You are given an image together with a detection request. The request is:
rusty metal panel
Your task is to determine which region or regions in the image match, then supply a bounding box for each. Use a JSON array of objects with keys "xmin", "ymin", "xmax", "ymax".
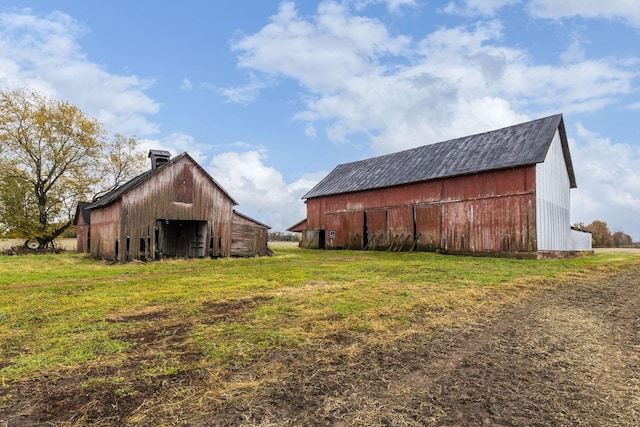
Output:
[
  {"xmin": 365, "ymin": 209, "xmax": 387, "ymax": 249},
  {"xmin": 415, "ymin": 205, "xmax": 441, "ymax": 251},
  {"xmin": 324, "ymin": 211, "xmax": 364, "ymax": 249},
  {"xmin": 342, "ymin": 211, "xmax": 364, "ymax": 249},
  {"xmin": 440, "ymin": 194, "xmax": 535, "ymax": 253},
  {"xmin": 387, "ymin": 207, "xmax": 413, "ymax": 250},
  {"xmin": 471, "ymin": 195, "xmax": 535, "ymax": 253},
  {"xmin": 303, "ymin": 166, "xmax": 538, "ymax": 255},
  {"xmin": 306, "ymin": 199, "xmax": 324, "ymax": 230},
  {"xmin": 441, "ymin": 167, "xmax": 534, "ymax": 201},
  {"xmin": 324, "ymin": 212, "xmax": 342, "ymax": 248},
  {"xmin": 441, "ymin": 202, "xmax": 472, "ymax": 251}
]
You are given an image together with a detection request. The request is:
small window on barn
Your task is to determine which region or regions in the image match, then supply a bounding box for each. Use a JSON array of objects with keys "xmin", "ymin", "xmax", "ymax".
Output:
[{"xmin": 174, "ymin": 164, "xmax": 194, "ymax": 203}]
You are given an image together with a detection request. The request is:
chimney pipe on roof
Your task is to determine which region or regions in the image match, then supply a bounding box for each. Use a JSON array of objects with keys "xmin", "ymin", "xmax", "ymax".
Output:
[{"xmin": 148, "ymin": 150, "xmax": 171, "ymax": 170}]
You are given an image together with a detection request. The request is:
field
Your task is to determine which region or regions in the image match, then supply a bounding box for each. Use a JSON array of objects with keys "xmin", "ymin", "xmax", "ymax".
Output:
[
  {"xmin": 0, "ymin": 239, "xmax": 78, "ymax": 252},
  {"xmin": 1, "ymin": 246, "xmax": 639, "ymax": 425}
]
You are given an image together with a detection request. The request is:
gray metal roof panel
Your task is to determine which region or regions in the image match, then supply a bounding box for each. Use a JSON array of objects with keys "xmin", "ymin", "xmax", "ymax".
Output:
[{"xmin": 303, "ymin": 114, "xmax": 574, "ymax": 199}]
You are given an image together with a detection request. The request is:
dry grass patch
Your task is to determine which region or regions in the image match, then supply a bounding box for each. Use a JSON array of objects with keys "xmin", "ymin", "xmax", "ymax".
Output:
[{"xmin": 1, "ymin": 247, "xmax": 639, "ymax": 425}]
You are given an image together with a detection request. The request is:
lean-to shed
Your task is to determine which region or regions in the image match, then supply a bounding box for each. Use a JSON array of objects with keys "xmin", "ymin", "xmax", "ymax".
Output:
[
  {"xmin": 231, "ymin": 210, "xmax": 271, "ymax": 257},
  {"xmin": 80, "ymin": 150, "xmax": 270, "ymax": 262},
  {"xmin": 292, "ymin": 114, "xmax": 592, "ymax": 258}
]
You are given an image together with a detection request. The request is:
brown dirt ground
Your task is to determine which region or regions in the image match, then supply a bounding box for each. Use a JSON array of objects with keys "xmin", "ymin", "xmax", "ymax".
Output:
[{"xmin": 2, "ymin": 265, "xmax": 639, "ymax": 426}]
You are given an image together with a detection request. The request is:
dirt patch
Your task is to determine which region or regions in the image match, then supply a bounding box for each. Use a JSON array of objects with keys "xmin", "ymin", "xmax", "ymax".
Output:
[
  {"xmin": 2, "ymin": 268, "xmax": 639, "ymax": 426},
  {"xmin": 200, "ymin": 267, "xmax": 640, "ymax": 426},
  {"xmin": 201, "ymin": 296, "xmax": 272, "ymax": 324},
  {"xmin": 2, "ymin": 360, "xmax": 206, "ymax": 426}
]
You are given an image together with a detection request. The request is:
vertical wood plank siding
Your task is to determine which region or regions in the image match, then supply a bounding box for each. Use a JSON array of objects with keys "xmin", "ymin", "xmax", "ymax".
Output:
[
  {"xmin": 89, "ymin": 201, "xmax": 122, "ymax": 259},
  {"xmin": 75, "ymin": 215, "xmax": 90, "ymax": 253},
  {"xmin": 89, "ymin": 156, "xmax": 234, "ymax": 261},
  {"xmin": 231, "ymin": 213, "xmax": 269, "ymax": 257},
  {"xmin": 305, "ymin": 166, "xmax": 538, "ymax": 254}
]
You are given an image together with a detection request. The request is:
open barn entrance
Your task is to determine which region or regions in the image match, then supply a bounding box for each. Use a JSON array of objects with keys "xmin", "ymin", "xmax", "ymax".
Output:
[{"xmin": 155, "ymin": 219, "xmax": 207, "ymax": 258}]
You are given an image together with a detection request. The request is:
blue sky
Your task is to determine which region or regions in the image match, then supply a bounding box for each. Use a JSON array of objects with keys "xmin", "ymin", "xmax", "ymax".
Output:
[{"xmin": 1, "ymin": 1, "xmax": 639, "ymax": 239}]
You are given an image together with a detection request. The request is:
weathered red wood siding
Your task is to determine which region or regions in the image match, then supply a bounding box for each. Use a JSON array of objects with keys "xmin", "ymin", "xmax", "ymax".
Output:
[
  {"xmin": 324, "ymin": 210, "xmax": 364, "ymax": 249},
  {"xmin": 305, "ymin": 166, "xmax": 537, "ymax": 254}
]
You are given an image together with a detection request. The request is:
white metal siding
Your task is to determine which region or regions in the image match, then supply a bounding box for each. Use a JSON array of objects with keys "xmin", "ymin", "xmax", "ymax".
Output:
[
  {"xmin": 536, "ymin": 130, "xmax": 572, "ymax": 251},
  {"xmin": 571, "ymin": 229, "xmax": 592, "ymax": 251}
]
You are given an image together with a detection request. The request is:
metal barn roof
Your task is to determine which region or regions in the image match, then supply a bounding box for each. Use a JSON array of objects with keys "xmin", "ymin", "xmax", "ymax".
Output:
[{"xmin": 302, "ymin": 114, "xmax": 575, "ymax": 199}]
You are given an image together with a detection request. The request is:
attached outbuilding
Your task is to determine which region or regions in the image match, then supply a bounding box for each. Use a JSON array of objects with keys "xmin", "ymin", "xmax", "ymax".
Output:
[
  {"xmin": 79, "ymin": 150, "xmax": 270, "ymax": 262},
  {"xmin": 231, "ymin": 210, "xmax": 271, "ymax": 257},
  {"xmin": 292, "ymin": 114, "xmax": 592, "ymax": 258},
  {"xmin": 73, "ymin": 201, "xmax": 91, "ymax": 253}
]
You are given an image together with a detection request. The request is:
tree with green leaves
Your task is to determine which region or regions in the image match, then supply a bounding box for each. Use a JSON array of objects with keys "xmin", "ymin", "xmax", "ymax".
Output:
[{"xmin": 0, "ymin": 88, "xmax": 146, "ymax": 248}]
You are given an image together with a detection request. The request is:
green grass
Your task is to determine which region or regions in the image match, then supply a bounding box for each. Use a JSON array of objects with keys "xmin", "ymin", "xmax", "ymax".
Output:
[{"xmin": 1, "ymin": 247, "xmax": 638, "ymax": 384}]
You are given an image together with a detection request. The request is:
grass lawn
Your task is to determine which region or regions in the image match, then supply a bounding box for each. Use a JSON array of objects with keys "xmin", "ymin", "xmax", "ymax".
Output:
[{"xmin": 1, "ymin": 246, "xmax": 639, "ymax": 423}]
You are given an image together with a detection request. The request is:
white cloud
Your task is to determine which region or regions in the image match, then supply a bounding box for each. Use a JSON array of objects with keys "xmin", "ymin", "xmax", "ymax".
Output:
[
  {"xmin": 138, "ymin": 132, "xmax": 209, "ymax": 165},
  {"xmin": 353, "ymin": 0, "xmax": 419, "ymax": 13},
  {"xmin": 528, "ymin": 0, "xmax": 640, "ymax": 28},
  {"xmin": 442, "ymin": 0, "xmax": 521, "ymax": 16},
  {"xmin": 231, "ymin": 1, "xmax": 410, "ymax": 95},
  {"xmin": 560, "ymin": 37, "xmax": 586, "ymax": 64},
  {"xmin": 215, "ymin": 76, "xmax": 267, "ymax": 104},
  {"xmin": 214, "ymin": 1, "xmax": 640, "ymax": 240},
  {"xmin": 0, "ymin": 9, "xmax": 159, "ymax": 136},
  {"xmin": 570, "ymin": 124, "xmax": 640, "ymax": 240},
  {"xmin": 180, "ymin": 78, "xmax": 193, "ymax": 90},
  {"xmin": 305, "ymin": 123, "xmax": 318, "ymax": 138},
  {"xmin": 208, "ymin": 150, "xmax": 321, "ymax": 231},
  {"xmin": 228, "ymin": 3, "xmax": 637, "ymax": 154}
]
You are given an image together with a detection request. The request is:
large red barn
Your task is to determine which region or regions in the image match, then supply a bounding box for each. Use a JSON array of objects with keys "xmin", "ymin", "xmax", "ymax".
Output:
[{"xmin": 290, "ymin": 114, "xmax": 592, "ymax": 258}]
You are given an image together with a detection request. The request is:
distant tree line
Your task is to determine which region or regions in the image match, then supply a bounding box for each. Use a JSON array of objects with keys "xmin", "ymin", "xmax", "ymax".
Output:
[
  {"xmin": 269, "ymin": 232, "xmax": 301, "ymax": 242},
  {"xmin": 573, "ymin": 220, "xmax": 638, "ymax": 248}
]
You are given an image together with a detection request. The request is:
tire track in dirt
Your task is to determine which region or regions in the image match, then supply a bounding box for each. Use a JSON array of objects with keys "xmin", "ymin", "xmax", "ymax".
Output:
[
  {"xmin": 350, "ymin": 267, "xmax": 640, "ymax": 426},
  {"xmin": 205, "ymin": 266, "xmax": 640, "ymax": 426}
]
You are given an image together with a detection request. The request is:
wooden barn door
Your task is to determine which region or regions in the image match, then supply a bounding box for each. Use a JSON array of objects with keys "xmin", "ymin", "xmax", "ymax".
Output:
[
  {"xmin": 414, "ymin": 204, "xmax": 442, "ymax": 251},
  {"xmin": 364, "ymin": 209, "xmax": 387, "ymax": 250},
  {"xmin": 325, "ymin": 211, "xmax": 364, "ymax": 249},
  {"xmin": 387, "ymin": 207, "xmax": 414, "ymax": 251}
]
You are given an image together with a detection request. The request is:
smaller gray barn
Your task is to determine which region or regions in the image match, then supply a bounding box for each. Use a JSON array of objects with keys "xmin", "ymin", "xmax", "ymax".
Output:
[
  {"xmin": 231, "ymin": 211, "xmax": 271, "ymax": 257},
  {"xmin": 77, "ymin": 150, "xmax": 270, "ymax": 262}
]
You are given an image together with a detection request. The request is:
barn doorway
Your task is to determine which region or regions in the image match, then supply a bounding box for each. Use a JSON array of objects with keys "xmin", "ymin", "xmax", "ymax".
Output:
[{"xmin": 155, "ymin": 219, "xmax": 208, "ymax": 258}]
